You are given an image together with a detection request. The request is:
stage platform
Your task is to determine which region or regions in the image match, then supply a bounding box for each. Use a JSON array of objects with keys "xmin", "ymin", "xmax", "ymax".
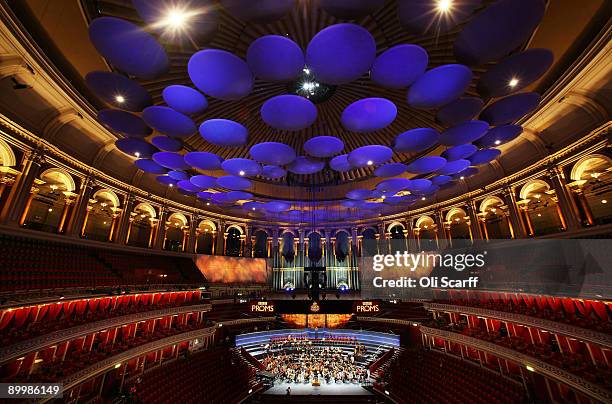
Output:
[{"xmin": 263, "ymin": 381, "xmax": 374, "ymax": 396}]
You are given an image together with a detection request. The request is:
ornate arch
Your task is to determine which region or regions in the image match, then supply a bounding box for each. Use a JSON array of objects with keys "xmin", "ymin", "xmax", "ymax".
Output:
[
  {"xmin": 479, "ymin": 196, "xmax": 505, "ymax": 213},
  {"xmin": 167, "ymin": 212, "xmax": 188, "ymax": 227},
  {"xmin": 39, "ymin": 167, "xmax": 76, "ymax": 192},
  {"xmin": 519, "ymin": 179, "xmax": 551, "ymax": 200},
  {"xmin": 133, "ymin": 202, "xmax": 156, "ymax": 218},
  {"xmin": 570, "ymin": 154, "xmax": 612, "ymax": 181},
  {"xmin": 198, "ymin": 219, "xmax": 216, "ymax": 231},
  {"xmin": 225, "ymin": 224, "xmax": 243, "ymax": 234},
  {"xmin": 446, "ymin": 207, "xmax": 468, "ymax": 222},
  {"xmin": 0, "ymin": 138, "xmax": 16, "ymax": 166},
  {"xmin": 415, "ymin": 215, "xmax": 435, "ymax": 229},
  {"xmin": 387, "ymin": 221, "xmax": 405, "ymax": 232},
  {"xmin": 92, "ymin": 189, "xmax": 120, "ymax": 208}
]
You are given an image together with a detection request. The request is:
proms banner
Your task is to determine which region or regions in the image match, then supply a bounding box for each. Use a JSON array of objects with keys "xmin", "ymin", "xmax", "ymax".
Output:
[{"xmin": 195, "ymin": 255, "xmax": 269, "ymax": 283}]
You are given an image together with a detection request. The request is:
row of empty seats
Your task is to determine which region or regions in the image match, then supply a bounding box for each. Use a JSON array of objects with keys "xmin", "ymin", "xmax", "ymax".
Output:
[
  {"xmin": 377, "ymin": 348, "xmax": 526, "ymax": 404},
  {"xmin": 135, "ymin": 348, "xmax": 256, "ymax": 404},
  {"xmin": 433, "ymin": 296, "xmax": 612, "ymax": 334},
  {"xmin": 0, "ymin": 233, "xmax": 205, "ymax": 292},
  {"xmin": 427, "ymin": 318, "xmax": 612, "ymax": 389},
  {"xmin": 0, "ymin": 291, "xmax": 205, "ymax": 346}
]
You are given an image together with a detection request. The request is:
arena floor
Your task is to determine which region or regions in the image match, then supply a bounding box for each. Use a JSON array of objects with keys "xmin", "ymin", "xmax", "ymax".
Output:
[{"xmin": 263, "ymin": 381, "xmax": 374, "ymax": 396}]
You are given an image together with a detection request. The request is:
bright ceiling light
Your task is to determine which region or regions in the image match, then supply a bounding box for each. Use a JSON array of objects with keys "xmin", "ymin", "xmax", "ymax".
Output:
[
  {"xmin": 303, "ymin": 68, "xmax": 310, "ymax": 75},
  {"xmin": 115, "ymin": 95, "xmax": 125, "ymax": 104},
  {"xmin": 508, "ymin": 77, "xmax": 519, "ymax": 88},
  {"xmin": 134, "ymin": 152, "xmax": 140, "ymax": 158},
  {"xmin": 366, "ymin": 160, "xmax": 373, "ymax": 166},
  {"xmin": 421, "ymin": 197, "xmax": 426, "ymax": 201},
  {"xmin": 206, "ymin": 202, "xmax": 210, "ymax": 206},
  {"xmin": 252, "ymin": 207, "xmax": 256, "ymax": 211},
  {"xmin": 163, "ymin": 8, "xmax": 191, "ymax": 29},
  {"xmin": 437, "ymin": 0, "xmax": 453, "ymax": 13},
  {"xmin": 602, "ymin": 199, "xmax": 608, "ymax": 204},
  {"xmin": 239, "ymin": 170, "xmax": 245, "ymax": 176},
  {"xmin": 169, "ymin": 183, "xmax": 173, "ymax": 187}
]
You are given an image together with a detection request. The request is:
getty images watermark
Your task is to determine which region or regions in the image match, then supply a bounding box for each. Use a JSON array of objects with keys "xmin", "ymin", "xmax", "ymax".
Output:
[{"xmin": 370, "ymin": 251, "xmax": 484, "ymax": 289}]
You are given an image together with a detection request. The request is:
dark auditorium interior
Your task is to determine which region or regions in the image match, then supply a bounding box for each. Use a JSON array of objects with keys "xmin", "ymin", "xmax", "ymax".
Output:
[{"xmin": 0, "ymin": 0, "xmax": 610, "ymax": 403}]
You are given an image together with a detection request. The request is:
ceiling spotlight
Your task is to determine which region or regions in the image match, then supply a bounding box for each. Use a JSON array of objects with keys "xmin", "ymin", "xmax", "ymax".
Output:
[
  {"xmin": 206, "ymin": 202, "xmax": 210, "ymax": 206},
  {"xmin": 494, "ymin": 140, "xmax": 501, "ymax": 145},
  {"xmin": 537, "ymin": 213, "xmax": 542, "ymax": 217},
  {"xmin": 115, "ymin": 95, "xmax": 125, "ymax": 104},
  {"xmin": 421, "ymin": 197, "xmax": 426, "ymax": 201},
  {"xmin": 169, "ymin": 183, "xmax": 173, "ymax": 187},
  {"xmin": 602, "ymin": 199, "xmax": 608, "ymax": 204},
  {"xmin": 381, "ymin": 195, "xmax": 386, "ymax": 200},
  {"xmin": 366, "ymin": 160, "xmax": 373, "ymax": 166},
  {"xmin": 508, "ymin": 78, "xmax": 519, "ymax": 88},
  {"xmin": 134, "ymin": 152, "xmax": 140, "ymax": 158},
  {"xmin": 437, "ymin": 0, "xmax": 453, "ymax": 12},
  {"xmin": 239, "ymin": 170, "xmax": 245, "ymax": 176},
  {"xmin": 252, "ymin": 207, "xmax": 256, "ymax": 211},
  {"xmin": 103, "ymin": 221, "xmax": 107, "ymax": 225},
  {"xmin": 460, "ymin": 176, "xmax": 465, "ymax": 180},
  {"xmin": 48, "ymin": 208, "xmax": 53, "ymax": 212},
  {"xmin": 163, "ymin": 7, "xmax": 190, "ymax": 29},
  {"xmin": 303, "ymin": 68, "xmax": 310, "ymax": 75}
]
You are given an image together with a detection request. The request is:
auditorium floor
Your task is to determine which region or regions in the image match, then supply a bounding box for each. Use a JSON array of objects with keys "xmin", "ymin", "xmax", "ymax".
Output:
[{"xmin": 264, "ymin": 381, "xmax": 374, "ymax": 396}]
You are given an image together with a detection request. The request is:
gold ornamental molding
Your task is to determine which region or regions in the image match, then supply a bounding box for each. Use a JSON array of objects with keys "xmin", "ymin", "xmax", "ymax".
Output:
[
  {"xmin": 0, "ymin": 303, "xmax": 212, "ymax": 365},
  {"xmin": 423, "ymin": 302, "xmax": 612, "ymax": 349},
  {"xmin": 355, "ymin": 316, "xmax": 416, "ymax": 326},
  {"xmin": 420, "ymin": 326, "xmax": 612, "ymax": 404}
]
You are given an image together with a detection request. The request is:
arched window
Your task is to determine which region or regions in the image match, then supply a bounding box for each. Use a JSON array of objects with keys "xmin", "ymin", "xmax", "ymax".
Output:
[
  {"xmin": 165, "ymin": 213, "xmax": 188, "ymax": 252},
  {"xmin": 334, "ymin": 231, "xmax": 349, "ymax": 262},
  {"xmin": 253, "ymin": 230, "xmax": 269, "ymax": 258},
  {"xmin": 281, "ymin": 231, "xmax": 296, "ymax": 262},
  {"xmin": 127, "ymin": 203, "xmax": 156, "ymax": 248},
  {"xmin": 196, "ymin": 221, "xmax": 216, "ymax": 255},
  {"xmin": 83, "ymin": 189, "xmax": 121, "ymax": 242},
  {"xmin": 225, "ymin": 227, "xmax": 242, "ymax": 256},
  {"xmin": 307, "ymin": 232, "xmax": 322, "ymax": 264},
  {"xmin": 22, "ymin": 168, "xmax": 76, "ymax": 233}
]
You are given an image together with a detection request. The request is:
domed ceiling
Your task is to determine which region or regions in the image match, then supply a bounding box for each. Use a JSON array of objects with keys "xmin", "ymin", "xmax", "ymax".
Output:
[{"xmin": 71, "ymin": 0, "xmax": 558, "ymax": 222}]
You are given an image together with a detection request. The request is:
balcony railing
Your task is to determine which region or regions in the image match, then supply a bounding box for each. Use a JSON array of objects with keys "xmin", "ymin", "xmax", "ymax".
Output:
[{"xmin": 420, "ymin": 326, "xmax": 612, "ymax": 403}]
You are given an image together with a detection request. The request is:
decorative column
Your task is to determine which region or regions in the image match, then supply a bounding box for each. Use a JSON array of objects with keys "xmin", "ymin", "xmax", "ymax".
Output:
[
  {"xmin": 182, "ymin": 228, "xmax": 189, "ymax": 252},
  {"xmin": 18, "ymin": 180, "xmax": 44, "ymax": 226},
  {"xmin": 215, "ymin": 221, "xmax": 225, "ymax": 255},
  {"xmin": 434, "ymin": 210, "xmax": 447, "ymax": 249},
  {"xmin": 148, "ymin": 218, "xmax": 158, "ymax": 248},
  {"xmin": 187, "ymin": 217, "xmax": 198, "ymax": 252},
  {"xmin": 125, "ymin": 215, "xmax": 135, "ymax": 245},
  {"xmin": 479, "ymin": 217, "xmax": 490, "ymax": 241},
  {"xmin": 239, "ymin": 234, "xmax": 246, "ymax": 257},
  {"xmin": 568, "ymin": 183, "xmax": 594, "ymax": 226},
  {"xmin": 0, "ymin": 166, "xmax": 20, "ymax": 206},
  {"xmin": 548, "ymin": 167, "xmax": 581, "ymax": 231},
  {"xmin": 212, "ymin": 231, "xmax": 218, "ymax": 255},
  {"xmin": 66, "ymin": 176, "xmax": 94, "ymax": 236},
  {"xmin": 406, "ymin": 218, "xmax": 416, "ymax": 252},
  {"xmin": 154, "ymin": 207, "xmax": 168, "ymax": 249},
  {"xmin": 519, "ymin": 203, "xmax": 535, "ymax": 236},
  {"xmin": 108, "ymin": 208, "xmax": 121, "ymax": 242},
  {"xmin": 502, "ymin": 186, "xmax": 525, "ymax": 238},
  {"xmin": 81, "ymin": 203, "xmax": 94, "ymax": 237},
  {"xmin": 1, "ymin": 149, "xmax": 44, "ymax": 224},
  {"xmin": 466, "ymin": 200, "xmax": 483, "ymax": 241},
  {"xmin": 116, "ymin": 194, "xmax": 134, "ymax": 244},
  {"xmin": 57, "ymin": 192, "xmax": 77, "ymax": 233}
]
